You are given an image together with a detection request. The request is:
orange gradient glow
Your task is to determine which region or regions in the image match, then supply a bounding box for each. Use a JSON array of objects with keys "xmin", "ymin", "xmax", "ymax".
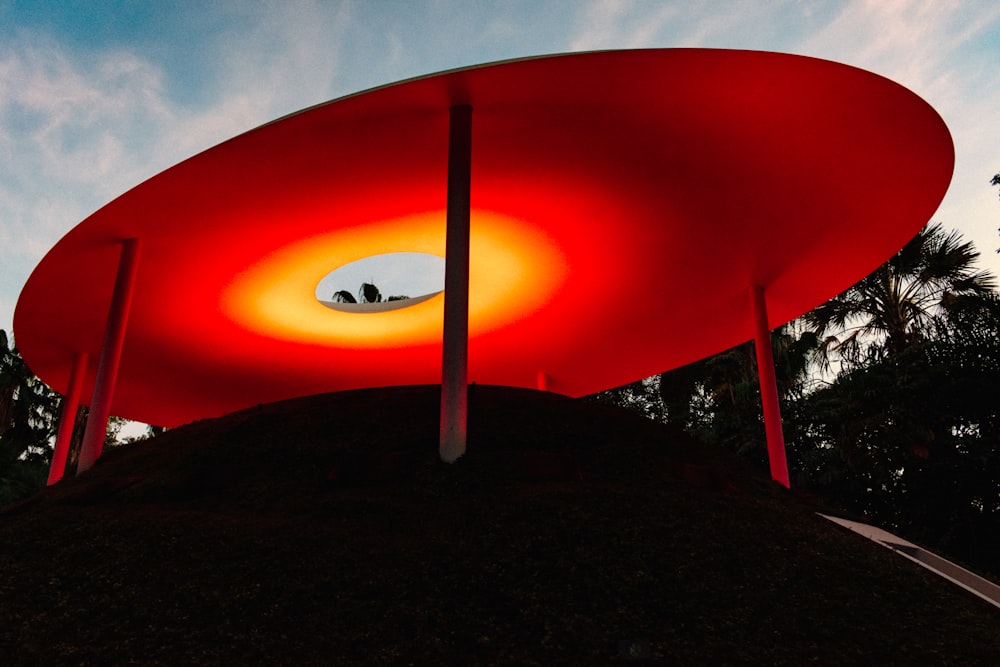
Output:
[{"xmin": 221, "ymin": 210, "xmax": 567, "ymax": 347}]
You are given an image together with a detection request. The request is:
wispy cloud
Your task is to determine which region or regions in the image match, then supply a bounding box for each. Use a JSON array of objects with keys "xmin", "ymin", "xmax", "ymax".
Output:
[
  {"xmin": 0, "ymin": 4, "xmax": 356, "ymax": 331},
  {"xmin": 564, "ymin": 0, "xmax": 1000, "ymax": 272},
  {"xmin": 798, "ymin": 0, "xmax": 999, "ymax": 95},
  {"xmin": 567, "ymin": 0, "xmax": 816, "ymax": 52},
  {"xmin": 796, "ymin": 1, "xmax": 1000, "ymax": 262},
  {"xmin": 191, "ymin": 2, "xmax": 352, "ymax": 125},
  {"xmin": 0, "ymin": 35, "xmax": 178, "ymax": 324},
  {"xmin": 0, "ymin": 39, "xmax": 171, "ymax": 196},
  {"xmin": 569, "ymin": 0, "xmax": 682, "ymax": 51}
]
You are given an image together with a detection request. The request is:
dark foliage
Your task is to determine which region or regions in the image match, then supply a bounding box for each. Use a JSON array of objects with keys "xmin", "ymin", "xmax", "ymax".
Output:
[
  {"xmin": 0, "ymin": 331, "xmax": 59, "ymax": 506},
  {"xmin": 805, "ymin": 222, "xmax": 995, "ymax": 364},
  {"xmin": 332, "ymin": 283, "xmax": 409, "ymax": 303},
  {"xmin": 653, "ymin": 225, "xmax": 1000, "ymax": 578},
  {"xmin": 331, "ymin": 289, "xmax": 357, "ymax": 303},
  {"xmin": 793, "ymin": 295, "xmax": 1000, "ymax": 576}
]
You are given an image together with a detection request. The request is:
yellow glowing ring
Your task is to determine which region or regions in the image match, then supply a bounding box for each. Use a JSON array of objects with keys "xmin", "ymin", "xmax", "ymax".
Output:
[{"xmin": 222, "ymin": 210, "xmax": 568, "ymax": 348}]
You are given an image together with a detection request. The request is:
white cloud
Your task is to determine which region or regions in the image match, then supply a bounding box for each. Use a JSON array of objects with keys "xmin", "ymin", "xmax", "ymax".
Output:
[
  {"xmin": 564, "ymin": 0, "xmax": 1000, "ymax": 275},
  {"xmin": 201, "ymin": 3, "xmax": 351, "ymax": 112},
  {"xmin": 798, "ymin": 1, "xmax": 994, "ymax": 91},
  {"xmin": 0, "ymin": 36, "xmax": 183, "ymax": 333},
  {"xmin": 568, "ymin": 0, "xmax": 816, "ymax": 52},
  {"xmin": 0, "ymin": 3, "xmax": 357, "ymax": 332},
  {"xmin": 0, "ymin": 39, "xmax": 176, "ymax": 198},
  {"xmin": 570, "ymin": 0, "xmax": 683, "ymax": 51}
]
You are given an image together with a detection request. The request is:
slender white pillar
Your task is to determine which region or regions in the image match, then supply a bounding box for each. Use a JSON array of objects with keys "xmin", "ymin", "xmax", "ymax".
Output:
[
  {"xmin": 46, "ymin": 351, "xmax": 88, "ymax": 485},
  {"xmin": 440, "ymin": 105, "xmax": 473, "ymax": 463},
  {"xmin": 749, "ymin": 284, "xmax": 790, "ymax": 487},
  {"xmin": 536, "ymin": 371, "xmax": 549, "ymax": 391},
  {"xmin": 78, "ymin": 238, "xmax": 141, "ymax": 473}
]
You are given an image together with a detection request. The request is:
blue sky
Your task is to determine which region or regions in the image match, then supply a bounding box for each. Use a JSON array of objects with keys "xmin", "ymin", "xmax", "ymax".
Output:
[{"xmin": 2, "ymin": 0, "xmax": 1000, "ymax": 336}]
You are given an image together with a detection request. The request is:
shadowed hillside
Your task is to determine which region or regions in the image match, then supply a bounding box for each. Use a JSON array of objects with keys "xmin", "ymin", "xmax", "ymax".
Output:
[{"xmin": 1, "ymin": 385, "xmax": 998, "ymax": 665}]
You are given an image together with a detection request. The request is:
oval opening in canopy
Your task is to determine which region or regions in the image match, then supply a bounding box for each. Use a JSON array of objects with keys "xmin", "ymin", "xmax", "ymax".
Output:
[{"xmin": 316, "ymin": 252, "xmax": 445, "ymax": 313}]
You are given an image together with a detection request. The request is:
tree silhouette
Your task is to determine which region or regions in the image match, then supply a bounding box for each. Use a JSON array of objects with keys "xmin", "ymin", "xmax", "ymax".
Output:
[
  {"xmin": 331, "ymin": 290, "xmax": 357, "ymax": 304},
  {"xmin": 794, "ymin": 292, "xmax": 1000, "ymax": 575},
  {"xmin": 0, "ymin": 330, "xmax": 59, "ymax": 504},
  {"xmin": 331, "ymin": 282, "xmax": 409, "ymax": 304},
  {"xmin": 651, "ymin": 221, "xmax": 1000, "ymax": 575},
  {"xmin": 805, "ymin": 223, "xmax": 995, "ymax": 366}
]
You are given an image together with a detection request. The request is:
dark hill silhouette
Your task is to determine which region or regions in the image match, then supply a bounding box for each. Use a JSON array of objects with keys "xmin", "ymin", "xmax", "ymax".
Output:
[{"xmin": 2, "ymin": 385, "xmax": 998, "ymax": 665}]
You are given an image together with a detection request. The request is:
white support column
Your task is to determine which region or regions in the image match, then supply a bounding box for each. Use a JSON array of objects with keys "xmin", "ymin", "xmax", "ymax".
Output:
[
  {"xmin": 46, "ymin": 351, "xmax": 88, "ymax": 485},
  {"xmin": 749, "ymin": 284, "xmax": 790, "ymax": 487},
  {"xmin": 78, "ymin": 238, "xmax": 141, "ymax": 473},
  {"xmin": 440, "ymin": 105, "xmax": 472, "ymax": 463},
  {"xmin": 536, "ymin": 371, "xmax": 549, "ymax": 391}
]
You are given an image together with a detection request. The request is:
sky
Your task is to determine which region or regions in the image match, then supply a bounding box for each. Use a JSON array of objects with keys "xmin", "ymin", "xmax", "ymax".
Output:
[{"xmin": 2, "ymin": 0, "xmax": 1000, "ymax": 338}]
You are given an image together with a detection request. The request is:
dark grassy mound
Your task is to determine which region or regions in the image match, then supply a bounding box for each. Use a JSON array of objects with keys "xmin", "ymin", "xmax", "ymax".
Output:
[{"xmin": 1, "ymin": 385, "xmax": 998, "ymax": 665}]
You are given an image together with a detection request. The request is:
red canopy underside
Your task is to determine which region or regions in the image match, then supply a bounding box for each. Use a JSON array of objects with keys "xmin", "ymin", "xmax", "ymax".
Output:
[{"xmin": 14, "ymin": 49, "xmax": 954, "ymax": 427}]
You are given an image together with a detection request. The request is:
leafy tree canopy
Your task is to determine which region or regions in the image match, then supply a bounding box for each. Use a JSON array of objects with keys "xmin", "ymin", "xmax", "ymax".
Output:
[
  {"xmin": 648, "ymin": 222, "xmax": 1000, "ymax": 576},
  {"xmin": 805, "ymin": 222, "xmax": 995, "ymax": 367},
  {"xmin": 332, "ymin": 282, "xmax": 410, "ymax": 304},
  {"xmin": 1, "ymin": 330, "xmax": 60, "ymax": 505}
]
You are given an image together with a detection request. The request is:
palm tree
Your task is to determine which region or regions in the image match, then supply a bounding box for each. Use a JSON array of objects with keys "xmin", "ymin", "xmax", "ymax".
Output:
[
  {"xmin": 805, "ymin": 223, "xmax": 996, "ymax": 366},
  {"xmin": 331, "ymin": 283, "xmax": 409, "ymax": 304},
  {"xmin": 359, "ymin": 282, "xmax": 382, "ymax": 303},
  {"xmin": 331, "ymin": 290, "xmax": 357, "ymax": 304}
]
